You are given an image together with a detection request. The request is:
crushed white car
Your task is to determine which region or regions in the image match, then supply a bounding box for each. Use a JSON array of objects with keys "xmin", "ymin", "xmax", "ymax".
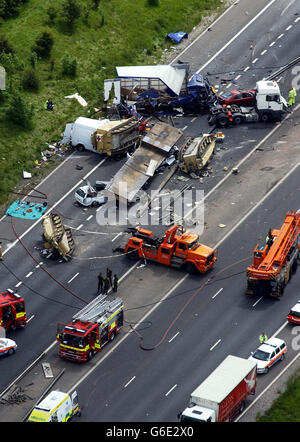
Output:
[{"xmin": 75, "ymin": 183, "xmax": 108, "ymax": 207}]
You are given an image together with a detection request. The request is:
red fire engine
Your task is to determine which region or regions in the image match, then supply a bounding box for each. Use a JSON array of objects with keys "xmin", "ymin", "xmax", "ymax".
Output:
[
  {"xmin": 0, "ymin": 289, "xmax": 27, "ymax": 331},
  {"xmin": 57, "ymin": 295, "xmax": 124, "ymax": 362}
]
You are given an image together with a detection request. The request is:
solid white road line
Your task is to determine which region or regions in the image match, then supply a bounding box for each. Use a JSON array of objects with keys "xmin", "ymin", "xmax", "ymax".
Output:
[
  {"xmin": 112, "ymin": 232, "xmax": 123, "ymax": 242},
  {"xmin": 212, "ymin": 288, "xmax": 223, "ymax": 299},
  {"xmin": 195, "ymin": 0, "xmax": 277, "ymax": 75},
  {"xmin": 68, "ymin": 273, "xmax": 79, "ymax": 284},
  {"xmin": 124, "ymin": 376, "xmax": 136, "ymax": 388},
  {"xmin": 252, "ymin": 296, "xmax": 263, "ymax": 307},
  {"xmin": 169, "ymin": 332, "xmax": 180, "ymax": 343},
  {"xmin": 183, "ymin": 104, "xmax": 300, "ymax": 223},
  {"xmin": 165, "ymin": 384, "xmax": 177, "ymax": 396},
  {"xmin": 210, "ymin": 339, "xmax": 221, "ymax": 351}
]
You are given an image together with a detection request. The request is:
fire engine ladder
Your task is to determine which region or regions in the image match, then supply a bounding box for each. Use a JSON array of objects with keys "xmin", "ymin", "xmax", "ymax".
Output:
[
  {"xmin": 72, "ymin": 295, "xmax": 123, "ymax": 324},
  {"xmin": 262, "ymin": 211, "xmax": 300, "ymax": 271}
]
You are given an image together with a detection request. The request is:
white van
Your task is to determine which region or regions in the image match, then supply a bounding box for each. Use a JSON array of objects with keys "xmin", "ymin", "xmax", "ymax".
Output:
[
  {"xmin": 28, "ymin": 390, "xmax": 80, "ymax": 422},
  {"xmin": 61, "ymin": 117, "xmax": 110, "ymax": 152}
]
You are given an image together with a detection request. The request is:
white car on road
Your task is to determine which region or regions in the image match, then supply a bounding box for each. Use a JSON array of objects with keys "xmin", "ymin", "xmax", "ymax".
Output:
[
  {"xmin": 0, "ymin": 338, "xmax": 17, "ymax": 356},
  {"xmin": 75, "ymin": 184, "xmax": 108, "ymax": 207},
  {"xmin": 248, "ymin": 337, "xmax": 287, "ymax": 374}
]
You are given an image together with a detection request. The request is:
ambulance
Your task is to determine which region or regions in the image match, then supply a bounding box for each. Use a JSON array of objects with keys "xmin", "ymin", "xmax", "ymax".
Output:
[{"xmin": 28, "ymin": 390, "xmax": 80, "ymax": 422}]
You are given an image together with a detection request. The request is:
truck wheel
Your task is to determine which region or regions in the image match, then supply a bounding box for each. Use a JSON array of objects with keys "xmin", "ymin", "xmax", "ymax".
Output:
[
  {"xmin": 126, "ymin": 248, "xmax": 139, "ymax": 260},
  {"xmin": 216, "ymin": 116, "xmax": 229, "ymax": 128},
  {"xmin": 292, "ymin": 260, "xmax": 298, "ymax": 274},
  {"xmin": 92, "ymin": 201, "xmax": 99, "ymax": 207},
  {"xmin": 76, "ymin": 144, "xmax": 85, "ymax": 152},
  {"xmin": 185, "ymin": 262, "xmax": 197, "ymax": 275},
  {"xmin": 260, "ymin": 113, "xmax": 270, "ymax": 123},
  {"xmin": 110, "ymin": 331, "xmax": 116, "ymax": 342},
  {"xmin": 264, "ymin": 367, "xmax": 269, "ymax": 374},
  {"xmin": 239, "ymin": 401, "xmax": 246, "ymax": 413},
  {"xmin": 233, "ymin": 115, "xmax": 244, "ymax": 125}
]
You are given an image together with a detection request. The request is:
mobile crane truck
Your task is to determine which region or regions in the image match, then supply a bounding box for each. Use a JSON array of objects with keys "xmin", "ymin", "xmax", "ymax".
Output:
[
  {"xmin": 178, "ymin": 355, "xmax": 257, "ymax": 422},
  {"xmin": 57, "ymin": 295, "xmax": 124, "ymax": 362},
  {"xmin": 208, "ymin": 80, "xmax": 287, "ymax": 127},
  {"xmin": 122, "ymin": 224, "xmax": 217, "ymax": 274},
  {"xmin": 246, "ymin": 211, "xmax": 300, "ymax": 299}
]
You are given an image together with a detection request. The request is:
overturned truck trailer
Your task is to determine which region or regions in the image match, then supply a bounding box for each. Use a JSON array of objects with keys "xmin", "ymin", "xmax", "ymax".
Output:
[{"xmin": 105, "ymin": 122, "xmax": 182, "ymax": 204}]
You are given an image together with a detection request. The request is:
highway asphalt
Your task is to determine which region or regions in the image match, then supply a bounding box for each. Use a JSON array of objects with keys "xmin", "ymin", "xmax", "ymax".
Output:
[{"xmin": 0, "ymin": 0, "xmax": 299, "ymax": 423}]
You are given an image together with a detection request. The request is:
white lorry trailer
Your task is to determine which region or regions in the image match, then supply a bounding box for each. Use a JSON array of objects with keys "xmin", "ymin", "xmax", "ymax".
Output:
[
  {"xmin": 178, "ymin": 355, "xmax": 257, "ymax": 422},
  {"xmin": 208, "ymin": 80, "xmax": 288, "ymax": 127},
  {"xmin": 61, "ymin": 116, "xmax": 139, "ymax": 156}
]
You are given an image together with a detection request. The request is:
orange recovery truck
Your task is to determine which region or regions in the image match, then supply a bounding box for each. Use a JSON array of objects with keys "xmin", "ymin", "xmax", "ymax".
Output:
[
  {"xmin": 0, "ymin": 289, "xmax": 27, "ymax": 331},
  {"xmin": 246, "ymin": 211, "xmax": 300, "ymax": 299},
  {"xmin": 124, "ymin": 224, "xmax": 217, "ymax": 274},
  {"xmin": 57, "ymin": 296, "xmax": 124, "ymax": 362}
]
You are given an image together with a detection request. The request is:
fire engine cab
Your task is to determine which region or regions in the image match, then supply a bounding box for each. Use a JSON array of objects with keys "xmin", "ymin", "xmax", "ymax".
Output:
[
  {"xmin": 57, "ymin": 295, "xmax": 124, "ymax": 362},
  {"xmin": 0, "ymin": 289, "xmax": 27, "ymax": 331}
]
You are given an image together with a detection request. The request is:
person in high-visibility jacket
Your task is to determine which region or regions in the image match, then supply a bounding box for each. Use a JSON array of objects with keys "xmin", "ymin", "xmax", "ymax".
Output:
[
  {"xmin": 288, "ymin": 86, "xmax": 297, "ymax": 106},
  {"xmin": 259, "ymin": 332, "xmax": 268, "ymax": 344}
]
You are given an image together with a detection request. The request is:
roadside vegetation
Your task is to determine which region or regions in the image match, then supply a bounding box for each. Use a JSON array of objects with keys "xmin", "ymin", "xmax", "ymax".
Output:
[
  {"xmin": 0, "ymin": 0, "xmax": 222, "ymax": 206},
  {"xmin": 257, "ymin": 367, "xmax": 300, "ymax": 422}
]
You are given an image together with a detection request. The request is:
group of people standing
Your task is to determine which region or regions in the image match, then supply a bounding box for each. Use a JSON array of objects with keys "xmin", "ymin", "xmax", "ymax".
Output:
[{"xmin": 97, "ymin": 268, "xmax": 118, "ymax": 296}]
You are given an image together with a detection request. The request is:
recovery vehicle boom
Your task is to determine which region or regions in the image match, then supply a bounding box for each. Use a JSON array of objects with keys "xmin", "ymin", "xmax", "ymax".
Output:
[{"xmin": 246, "ymin": 211, "xmax": 300, "ymax": 299}]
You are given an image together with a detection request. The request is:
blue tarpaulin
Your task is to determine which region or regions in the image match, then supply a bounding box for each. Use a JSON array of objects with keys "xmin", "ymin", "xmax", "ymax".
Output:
[
  {"xmin": 167, "ymin": 32, "xmax": 188, "ymax": 43},
  {"xmin": 6, "ymin": 200, "xmax": 48, "ymax": 220}
]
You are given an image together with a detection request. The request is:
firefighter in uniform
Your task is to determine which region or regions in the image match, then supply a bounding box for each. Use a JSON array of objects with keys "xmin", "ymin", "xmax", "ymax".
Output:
[
  {"xmin": 113, "ymin": 274, "xmax": 118, "ymax": 292},
  {"xmin": 97, "ymin": 272, "xmax": 104, "ymax": 294}
]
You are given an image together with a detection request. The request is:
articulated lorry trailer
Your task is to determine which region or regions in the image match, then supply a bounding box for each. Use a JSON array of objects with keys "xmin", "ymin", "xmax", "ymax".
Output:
[{"xmin": 178, "ymin": 355, "xmax": 257, "ymax": 422}]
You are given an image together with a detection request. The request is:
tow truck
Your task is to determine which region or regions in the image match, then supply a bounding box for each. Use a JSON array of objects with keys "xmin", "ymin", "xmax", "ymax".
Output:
[
  {"xmin": 0, "ymin": 289, "xmax": 27, "ymax": 331},
  {"xmin": 123, "ymin": 224, "xmax": 217, "ymax": 274},
  {"xmin": 57, "ymin": 295, "xmax": 124, "ymax": 362},
  {"xmin": 208, "ymin": 80, "xmax": 287, "ymax": 127},
  {"xmin": 246, "ymin": 211, "xmax": 300, "ymax": 299}
]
